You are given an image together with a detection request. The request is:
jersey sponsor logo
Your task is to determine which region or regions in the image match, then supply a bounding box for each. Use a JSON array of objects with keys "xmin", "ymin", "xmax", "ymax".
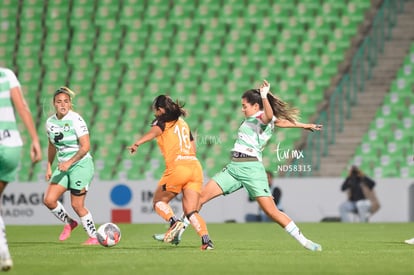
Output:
[{"xmin": 53, "ymin": 132, "xmax": 64, "ymax": 143}]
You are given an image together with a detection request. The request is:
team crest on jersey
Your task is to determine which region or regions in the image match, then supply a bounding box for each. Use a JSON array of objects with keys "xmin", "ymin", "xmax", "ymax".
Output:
[{"xmin": 63, "ymin": 124, "xmax": 70, "ymax": 132}]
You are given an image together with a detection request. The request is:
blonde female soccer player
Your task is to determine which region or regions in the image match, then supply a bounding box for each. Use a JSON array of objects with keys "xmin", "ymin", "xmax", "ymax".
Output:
[{"xmin": 43, "ymin": 87, "xmax": 99, "ymax": 245}]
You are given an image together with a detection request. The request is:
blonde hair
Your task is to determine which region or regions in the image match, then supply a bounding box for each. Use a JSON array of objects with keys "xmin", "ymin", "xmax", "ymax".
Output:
[{"xmin": 54, "ymin": 86, "xmax": 76, "ymax": 101}]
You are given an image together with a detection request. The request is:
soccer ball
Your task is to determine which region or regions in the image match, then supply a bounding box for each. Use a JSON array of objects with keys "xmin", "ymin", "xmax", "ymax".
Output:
[{"xmin": 96, "ymin": 222, "xmax": 121, "ymax": 247}]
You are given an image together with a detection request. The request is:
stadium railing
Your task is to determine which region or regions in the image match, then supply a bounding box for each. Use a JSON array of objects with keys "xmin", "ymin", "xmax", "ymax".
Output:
[{"xmin": 289, "ymin": 0, "xmax": 405, "ymax": 177}]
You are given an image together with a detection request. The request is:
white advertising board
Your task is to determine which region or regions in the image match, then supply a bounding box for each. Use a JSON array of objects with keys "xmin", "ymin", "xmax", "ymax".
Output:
[{"xmin": 2, "ymin": 178, "xmax": 413, "ymax": 225}]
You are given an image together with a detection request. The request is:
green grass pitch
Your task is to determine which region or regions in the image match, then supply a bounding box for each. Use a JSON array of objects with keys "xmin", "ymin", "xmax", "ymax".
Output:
[{"xmin": 7, "ymin": 222, "xmax": 414, "ymax": 274}]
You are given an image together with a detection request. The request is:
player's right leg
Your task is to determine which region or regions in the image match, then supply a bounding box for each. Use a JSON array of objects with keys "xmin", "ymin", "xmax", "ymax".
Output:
[
  {"xmin": 152, "ymin": 182, "xmax": 182, "ymax": 243},
  {"xmin": 0, "ymin": 147, "xmax": 23, "ymax": 270},
  {"xmin": 256, "ymin": 196, "xmax": 322, "ymax": 252},
  {"xmin": 43, "ymin": 179, "xmax": 78, "ymax": 241}
]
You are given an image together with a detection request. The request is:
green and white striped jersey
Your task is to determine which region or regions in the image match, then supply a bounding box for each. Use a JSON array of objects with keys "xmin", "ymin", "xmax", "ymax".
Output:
[
  {"xmin": 232, "ymin": 111, "xmax": 276, "ymax": 161},
  {"xmin": 0, "ymin": 67, "xmax": 23, "ymax": 147},
  {"xmin": 46, "ymin": 110, "xmax": 91, "ymax": 162}
]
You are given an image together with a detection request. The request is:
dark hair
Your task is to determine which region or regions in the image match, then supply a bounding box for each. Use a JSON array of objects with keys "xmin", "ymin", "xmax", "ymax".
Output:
[
  {"xmin": 350, "ymin": 165, "xmax": 363, "ymax": 177},
  {"xmin": 242, "ymin": 89, "xmax": 299, "ymax": 123},
  {"xmin": 152, "ymin": 95, "xmax": 186, "ymax": 122}
]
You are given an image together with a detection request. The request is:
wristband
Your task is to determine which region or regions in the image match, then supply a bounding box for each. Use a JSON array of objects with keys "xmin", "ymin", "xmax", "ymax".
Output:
[{"xmin": 260, "ymin": 84, "xmax": 270, "ymax": 99}]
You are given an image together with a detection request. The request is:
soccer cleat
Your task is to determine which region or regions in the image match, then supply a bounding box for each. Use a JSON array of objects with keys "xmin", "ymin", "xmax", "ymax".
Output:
[
  {"xmin": 153, "ymin": 233, "xmax": 165, "ymax": 242},
  {"xmin": 59, "ymin": 220, "xmax": 78, "ymax": 241},
  {"xmin": 153, "ymin": 233, "xmax": 181, "ymax": 245},
  {"xmin": 0, "ymin": 258, "xmax": 12, "ymax": 271},
  {"xmin": 304, "ymin": 240, "xmax": 322, "ymax": 251},
  {"xmin": 82, "ymin": 237, "xmax": 100, "ymax": 245},
  {"xmin": 163, "ymin": 221, "xmax": 185, "ymax": 243},
  {"xmin": 201, "ymin": 240, "xmax": 214, "ymax": 250},
  {"xmin": 404, "ymin": 238, "xmax": 414, "ymax": 245}
]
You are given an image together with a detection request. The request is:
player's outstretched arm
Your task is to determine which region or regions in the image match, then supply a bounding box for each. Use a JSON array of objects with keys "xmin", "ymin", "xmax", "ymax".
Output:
[
  {"xmin": 275, "ymin": 119, "xmax": 323, "ymax": 132},
  {"xmin": 127, "ymin": 126, "xmax": 162, "ymax": 154}
]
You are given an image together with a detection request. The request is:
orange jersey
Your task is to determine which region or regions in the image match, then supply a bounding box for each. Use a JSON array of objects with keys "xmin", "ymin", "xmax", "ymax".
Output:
[{"xmin": 153, "ymin": 117, "xmax": 197, "ymax": 168}]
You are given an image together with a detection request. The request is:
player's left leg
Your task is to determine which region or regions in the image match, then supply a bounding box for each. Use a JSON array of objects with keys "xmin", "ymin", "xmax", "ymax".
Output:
[
  {"xmin": 68, "ymin": 158, "xmax": 98, "ymax": 245},
  {"xmin": 70, "ymin": 191, "xmax": 99, "ymax": 245},
  {"xmin": 182, "ymin": 188, "xmax": 214, "ymax": 250}
]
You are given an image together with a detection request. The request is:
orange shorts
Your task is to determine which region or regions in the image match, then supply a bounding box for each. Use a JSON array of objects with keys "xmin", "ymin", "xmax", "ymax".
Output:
[{"xmin": 158, "ymin": 160, "xmax": 203, "ymax": 194}]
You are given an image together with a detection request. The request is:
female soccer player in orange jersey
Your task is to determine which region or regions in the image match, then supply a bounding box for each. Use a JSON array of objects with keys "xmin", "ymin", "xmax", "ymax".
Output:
[{"xmin": 127, "ymin": 95, "xmax": 214, "ymax": 250}]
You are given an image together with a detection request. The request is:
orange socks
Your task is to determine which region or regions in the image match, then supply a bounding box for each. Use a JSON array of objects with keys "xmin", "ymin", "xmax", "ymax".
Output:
[
  {"xmin": 188, "ymin": 212, "xmax": 209, "ymax": 237},
  {"xmin": 154, "ymin": 201, "xmax": 175, "ymax": 222}
]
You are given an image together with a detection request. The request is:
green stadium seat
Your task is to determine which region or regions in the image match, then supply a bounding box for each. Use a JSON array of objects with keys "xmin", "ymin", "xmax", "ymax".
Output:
[
  {"xmin": 0, "ymin": 1, "xmax": 17, "ymax": 19},
  {"xmin": 321, "ymin": 2, "xmax": 343, "ymax": 25},
  {"xmin": 373, "ymin": 166, "xmax": 397, "ymax": 178},
  {"xmin": 40, "ymin": 69, "xmax": 69, "ymax": 97},
  {"xmin": 400, "ymin": 165, "xmax": 414, "ymax": 178},
  {"xmin": 339, "ymin": 18, "xmax": 359, "ymax": 39},
  {"xmin": 20, "ymin": 4, "xmax": 43, "ymax": 20},
  {"xmin": 271, "ymin": 2, "xmax": 294, "ymax": 25},
  {"xmin": 345, "ymin": 2, "xmax": 367, "ymax": 23},
  {"xmin": 70, "ymin": 0, "xmax": 95, "ymax": 21}
]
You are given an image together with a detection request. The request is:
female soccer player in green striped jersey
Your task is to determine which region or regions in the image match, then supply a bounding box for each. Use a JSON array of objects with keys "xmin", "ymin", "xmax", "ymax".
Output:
[{"xmin": 43, "ymin": 87, "xmax": 99, "ymax": 245}]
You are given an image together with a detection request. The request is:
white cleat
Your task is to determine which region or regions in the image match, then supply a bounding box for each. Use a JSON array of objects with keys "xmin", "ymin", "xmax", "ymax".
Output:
[
  {"xmin": 304, "ymin": 240, "xmax": 322, "ymax": 252},
  {"xmin": 153, "ymin": 233, "xmax": 165, "ymax": 242},
  {"xmin": 404, "ymin": 238, "xmax": 414, "ymax": 245},
  {"xmin": 153, "ymin": 233, "xmax": 181, "ymax": 245}
]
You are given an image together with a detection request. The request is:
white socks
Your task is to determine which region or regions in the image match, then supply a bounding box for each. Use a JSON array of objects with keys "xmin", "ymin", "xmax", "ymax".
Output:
[
  {"xmin": 51, "ymin": 202, "xmax": 97, "ymax": 238},
  {"xmin": 284, "ymin": 221, "xmax": 308, "ymax": 246},
  {"xmin": 80, "ymin": 212, "xmax": 97, "ymax": 238},
  {"xmin": 51, "ymin": 201, "xmax": 74, "ymax": 224},
  {"xmin": 0, "ymin": 216, "xmax": 11, "ymax": 260},
  {"xmin": 176, "ymin": 214, "xmax": 190, "ymax": 239},
  {"xmin": 182, "ymin": 214, "xmax": 190, "ymax": 228}
]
